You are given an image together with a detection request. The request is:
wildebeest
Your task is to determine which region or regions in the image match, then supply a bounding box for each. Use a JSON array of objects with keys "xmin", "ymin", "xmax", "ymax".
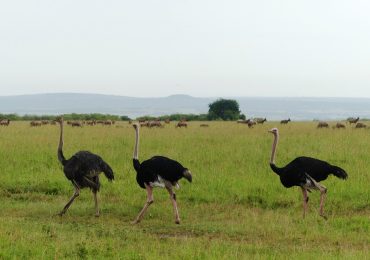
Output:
[
  {"xmin": 347, "ymin": 117, "xmax": 360, "ymax": 125},
  {"xmin": 355, "ymin": 122, "xmax": 367, "ymax": 128},
  {"xmin": 176, "ymin": 121, "xmax": 188, "ymax": 128},
  {"xmin": 333, "ymin": 122, "xmax": 345, "ymax": 129},
  {"xmin": 30, "ymin": 121, "xmax": 42, "ymax": 127},
  {"xmin": 317, "ymin": 122, "xmax": 329, "ymax": 128},
  {"xmin": 0, "ymin": 119, "xmax": 10, "ymax": 126}
]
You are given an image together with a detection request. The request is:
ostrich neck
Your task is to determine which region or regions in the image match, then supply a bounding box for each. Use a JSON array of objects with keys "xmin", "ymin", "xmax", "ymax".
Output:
[
  {"xmin": 270, "ymin": 133, "xmax": 279, "ymax": 164},
  {"xmin": 57, "ymin": 120, "xmax": 66, "ymax": 164},
  {"xmin": 58, "ymin": 121, "xmax": 64, "ymax": 152},
  {"xmin": 133, "ymin": 127, "xmax": 139, "ymax": 159}
]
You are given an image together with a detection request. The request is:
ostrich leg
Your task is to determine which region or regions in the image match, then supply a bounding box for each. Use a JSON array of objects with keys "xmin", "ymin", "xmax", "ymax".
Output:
[
  {"xmin": 309, "ymin": 178, "xmax": 328, "ymax": 219},
  {"xmin": 301, "ymin": 187, "xmax": 309, "ymax": 219},
  {"xmin": 93, "ymin": 190, "xmax": 100, "ymax": 217},
  {"xmin": 165, "ymin": 184, "xmax": 180, "ymax": 224},
  {"xmin": 132, "ymin": 185, "xmax": 154, "ymax": 224},
  {"xmin": 58, "ymin": 184, "xmax": 80, "ymax": 216},
  {"xmin": 318, "ymin": 185, "xmax": 327, "ymax": 219}
]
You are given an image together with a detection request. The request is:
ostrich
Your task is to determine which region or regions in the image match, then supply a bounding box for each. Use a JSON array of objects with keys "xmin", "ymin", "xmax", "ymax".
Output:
[
  {"xmin": 56, "ymin": 116, "xmax": 114, "ymax": 217},
  {"xmin": 132, "ymin": 123, "xmax": 192, "ymax": 224},
  {"xmin": 268, "ymin": 128, "xmax": 347, "ymax": 219}
]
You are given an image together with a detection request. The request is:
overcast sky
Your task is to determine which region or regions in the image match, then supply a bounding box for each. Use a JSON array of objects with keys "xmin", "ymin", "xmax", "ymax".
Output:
[{"xmin": 1, "ymin": 0, "xmax": 370, "ymax": 97}]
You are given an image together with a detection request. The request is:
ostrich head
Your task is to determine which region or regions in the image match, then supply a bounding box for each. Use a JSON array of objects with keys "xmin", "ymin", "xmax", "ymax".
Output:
[
  {"xmin": 183, "ymin": 168, "xmax": 192, "ymax": 183},
  {"xmin": 55, "ymin": 116, "xmax": 63, "ymax": 124},
  {"xmin": 268, "ymin": 127, "xmax": 278, "ymax": 135},
  {"xmin": 132, "ymin": 123, "xmax": 139, "ymax": 130}
]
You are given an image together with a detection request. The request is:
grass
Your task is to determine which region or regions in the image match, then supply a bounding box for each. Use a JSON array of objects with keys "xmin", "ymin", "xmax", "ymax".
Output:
[{"xmin": 0, "ymin": 121, "xmax": 369, "ymax": 259}]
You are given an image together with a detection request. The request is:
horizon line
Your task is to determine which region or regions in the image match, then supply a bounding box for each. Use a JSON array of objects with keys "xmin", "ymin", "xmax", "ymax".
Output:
[{"xmin": 1, "ymin": 92, "xmax": 370, "ymax": 99}]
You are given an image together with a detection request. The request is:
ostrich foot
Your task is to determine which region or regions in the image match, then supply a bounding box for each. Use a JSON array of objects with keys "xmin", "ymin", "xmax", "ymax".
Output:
[
  {"xmin": 175, "ymin": 219, "xmax": 181, "ymax": 224},
  {"xmin": 95, "ymin": 212, "xmax": 100, "ymax": 217},
  {"xmin": 55, "ymin": 211, "xmax": 65, "ymax": 217},
  {"xmin": 320, "ymin": 214, "xmax": 328, "ymax": 220},
  {"xmin": 131, "ymin": 219, "xmax": 140, "ymax": 225}
]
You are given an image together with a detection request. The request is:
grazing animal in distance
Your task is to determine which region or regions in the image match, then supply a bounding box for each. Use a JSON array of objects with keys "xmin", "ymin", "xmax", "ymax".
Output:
[
  {"xmin": 200, "ymin": 124, "xmax": 209, "ymax": 127},
  {"xmin": 86, "ymin": 120, "xmax": 96, "ymax": 126},
  {"xmin": 131, "ymin": 123, "xmax": 192, "ymax": 224},
  {"xmin": 104, "ymin": 120, "xmax": 113, "ymax": 125},
  {"xmin": 71, "ymin": 121, "xmax": 83, "ymax": 127},
  {"xmin": 30, "ymin": 121, "xmax": 42, "ymax": 127},
  {"xmin": 139, "ymin": 121, "xmax": 149, "ymax": 127},
  {"xmin": 347, "ymin": 117, "xmax": 360, "ymax": 125},
  {"xmin": 280, "ymin": 118, "xmax": 291, "ymax": 124},
  {"xmin": 247, "ymin": 120, "xmax": 256, "ymax": 128},
  {"xmin": 355, "ymin": 122, "xmax": 366, "ymax": 128},
  {"xmin": 317, "ymin": 122, "xmax": 329, "ymax": 128},
  {"xmin": 148, "ymin": 121, "xmax": 163, "ymax": 128},
  {"xmin": 255, "ymin": 118, "xmax": 267, "ymax": 124},
  {"xmin": 333, "ymin": 123, "xmax": 345, "ymax": 129},
  {"xmin": 268, "ymin": 128, "xmax": 348, "ymax": 219},
  {"xmin": 0, "ymin": 119, "xmax": 10, "ymax": 126},
  {"xmin": 56, "ymin": 116, "xmax": 114, "ymax": 217},
  {"xmin": 176, "ymin": 121, "xmax": 188, "ymax": 128}
]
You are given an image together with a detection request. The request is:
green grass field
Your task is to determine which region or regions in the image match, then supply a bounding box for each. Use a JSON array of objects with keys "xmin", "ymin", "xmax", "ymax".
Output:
[{"xmin": 0, "ymin": 121, "xmax": 369, "ymax": 259}]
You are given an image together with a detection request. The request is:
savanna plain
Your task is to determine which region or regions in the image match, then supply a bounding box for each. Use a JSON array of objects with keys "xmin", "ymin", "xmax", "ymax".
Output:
[{"xmin": 0, "ymin": 121, "xmax": 369, "ymax": 259}]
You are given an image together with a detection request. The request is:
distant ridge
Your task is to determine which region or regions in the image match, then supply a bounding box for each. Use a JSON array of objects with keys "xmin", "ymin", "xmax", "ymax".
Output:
[
  {"xmin": 1, "ymin": 93, "xmax": 370, "ymax": 120},
  {"xmin": 0, "ymin": 93, "xmax": 212, "ymax": 118}
]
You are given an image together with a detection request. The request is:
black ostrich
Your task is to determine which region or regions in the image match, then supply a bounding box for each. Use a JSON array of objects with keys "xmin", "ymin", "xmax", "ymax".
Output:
[
  {"xmin": 56, "ymin": 116, "xmax": 114, "ymax": 217},
  {"xmin": 132, "ymin": 123, "xmax": 192, "ymax": 224},
  {"xmin": 268, "ymin": 128, "xmax": 348, "ymax": 218}
]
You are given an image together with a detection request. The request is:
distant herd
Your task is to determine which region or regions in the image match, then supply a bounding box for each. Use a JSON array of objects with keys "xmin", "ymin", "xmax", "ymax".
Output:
[
  {"xmin": 0, "ymin": 116, "xmax": 367, "ymax": 129},
  {"xmin": 236, "ymin": 116, "xmax": 367, "ymax": 129}
]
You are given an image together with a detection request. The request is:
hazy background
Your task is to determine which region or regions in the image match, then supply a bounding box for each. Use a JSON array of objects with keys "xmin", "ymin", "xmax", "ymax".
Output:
[{"xmin": 1, "ymin": 0, "xmax": 370, "ymax": 98}]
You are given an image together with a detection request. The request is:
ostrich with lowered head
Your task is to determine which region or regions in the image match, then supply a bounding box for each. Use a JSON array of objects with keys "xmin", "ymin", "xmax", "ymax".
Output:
[
  {"xmin": 268, "ymin": 128, "xmax": 347, "ymax": 219},
  {"xmin": 56, "ymin": 116, "xmax": 114, "ymax": 216},
  {"xmin": 132, "ymin": 123, "xmax": 192, "ymax": 224}
]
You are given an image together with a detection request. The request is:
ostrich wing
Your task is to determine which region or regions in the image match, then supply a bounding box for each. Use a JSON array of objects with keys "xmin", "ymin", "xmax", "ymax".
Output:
[
  {"xmin": 141, "ymin": 156, "xmax": 186, "ymax": 183},
  {"xmin": 286, "ymin": 157, "xmax": 343, "ymax": 182}
]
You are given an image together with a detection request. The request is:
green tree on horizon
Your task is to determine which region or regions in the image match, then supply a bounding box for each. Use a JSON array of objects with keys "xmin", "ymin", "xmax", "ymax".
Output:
[{"xmin": 208, "ymin": 98, "xmax": 242, "ymax": 120}]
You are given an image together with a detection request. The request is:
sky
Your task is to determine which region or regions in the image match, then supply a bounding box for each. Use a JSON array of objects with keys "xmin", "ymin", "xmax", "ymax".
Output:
[{"xmin": 1, "ymin": 0, "xmax": 370, "ymax": 98}]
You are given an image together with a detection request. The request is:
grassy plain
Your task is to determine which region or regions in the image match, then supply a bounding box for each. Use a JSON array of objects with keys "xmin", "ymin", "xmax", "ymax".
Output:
[{"xmin": 0, "ymin": 121, "xmax": 369, "ymax": 259}]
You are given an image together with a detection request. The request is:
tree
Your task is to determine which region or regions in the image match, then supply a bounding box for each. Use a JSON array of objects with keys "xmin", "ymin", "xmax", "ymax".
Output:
[{"xmin": 208, "ymin": 99, "xmax": 242, "ymax": 120}]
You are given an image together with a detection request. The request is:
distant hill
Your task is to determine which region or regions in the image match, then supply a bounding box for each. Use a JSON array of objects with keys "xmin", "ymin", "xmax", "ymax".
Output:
[
  {"xmin": 0, "ymin": 93, "xmax": 213, "ymax": 118},
  {"xmin": 1, "ymin": 93, "xmax": 370, "ymax": 120}
]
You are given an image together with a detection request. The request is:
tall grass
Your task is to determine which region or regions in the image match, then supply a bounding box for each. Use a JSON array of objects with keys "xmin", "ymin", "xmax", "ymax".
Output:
[{"xmin": 0, "ymin": 121, "xmax": 368, "ymax": 259}]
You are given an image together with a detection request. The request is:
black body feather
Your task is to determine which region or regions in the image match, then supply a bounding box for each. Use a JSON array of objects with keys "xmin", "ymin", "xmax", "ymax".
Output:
[
  {"xmin": 133, "ymin": 156, "xmax": 191, "ymax": 189},
  {"xmin": 270, "ymin": 156, "xmax": 348, "ymax": 188},
  {"xmin": 63, "ymin": 151, "xmax": 114, "ymax": 191}
]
